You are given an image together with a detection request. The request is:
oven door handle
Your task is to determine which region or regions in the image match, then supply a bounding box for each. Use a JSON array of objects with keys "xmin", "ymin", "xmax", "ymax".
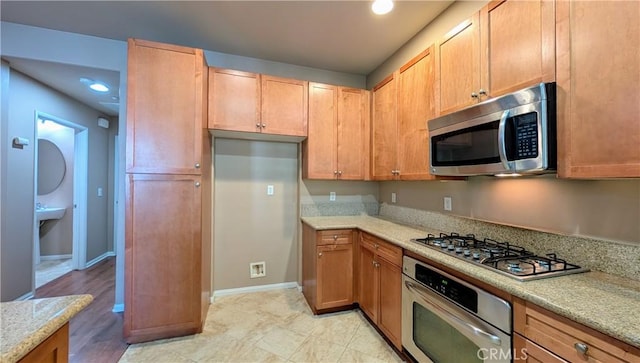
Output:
[
  {"xmin": 497, "ymin": 109, "xmax": 511, "ymax": 171},
  {"xmin": 404, "ymin": 280, "xmax": 503, "ymax": 347}
]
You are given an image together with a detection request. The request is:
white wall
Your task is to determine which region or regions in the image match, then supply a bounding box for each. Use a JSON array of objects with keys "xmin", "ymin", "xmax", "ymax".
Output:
[{"xmin": 213, "ymin": 139, "xmax": 298, "ymax": 291}]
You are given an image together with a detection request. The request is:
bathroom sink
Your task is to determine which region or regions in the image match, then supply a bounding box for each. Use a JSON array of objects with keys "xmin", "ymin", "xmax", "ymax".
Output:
[{"xmin": 36, "ymin": 207, "xmax": 66, "ymax": 221}]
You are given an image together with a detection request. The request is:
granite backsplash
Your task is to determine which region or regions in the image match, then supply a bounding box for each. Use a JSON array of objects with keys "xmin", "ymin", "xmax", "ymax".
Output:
[{"xmin": 378, "ymin": 203, "xmax": 640, "ymax": 281}]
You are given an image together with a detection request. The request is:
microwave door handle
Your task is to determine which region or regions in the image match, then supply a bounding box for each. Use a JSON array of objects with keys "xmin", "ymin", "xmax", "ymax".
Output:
[
  {"xmin": 497, "ymin": 110, "xmax": 511, "ymax": 170},
  {"xmin": 404, "ymin": 280, "xmax": 503, "ymax": 347}
]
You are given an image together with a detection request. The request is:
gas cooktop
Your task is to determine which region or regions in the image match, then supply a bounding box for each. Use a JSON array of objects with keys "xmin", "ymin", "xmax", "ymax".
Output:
[{"xmin": 411, "ymin": 233, "xmax": 589, "ymax": 281}]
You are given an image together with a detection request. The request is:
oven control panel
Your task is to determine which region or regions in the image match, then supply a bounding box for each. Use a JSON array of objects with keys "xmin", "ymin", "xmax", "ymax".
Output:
[{"xmin": 415, "ymin": 264, "xmax": 478, "ymax": 313}]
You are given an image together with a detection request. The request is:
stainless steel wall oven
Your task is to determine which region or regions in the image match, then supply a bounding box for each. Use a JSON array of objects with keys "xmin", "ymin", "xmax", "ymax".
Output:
[{"xmin": 402, "ymin": 256, "xmax": 512, "ymax": 363}]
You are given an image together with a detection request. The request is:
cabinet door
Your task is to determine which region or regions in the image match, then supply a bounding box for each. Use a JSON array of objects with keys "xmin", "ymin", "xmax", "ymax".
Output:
[
  {"xmin": 126, "ymin": 39, "xmax": 204, "ymax": 174},
  {"xmin": 261, "ymin": 75, "xmax": 308, "ymax": 136},
  {"xmin": 124, "ymin": 174, "xmax": 202, "ymax": 343},
  {"xmin": 371, "ymin": 74, "xmax": 398, "ymax": 180},
  {"xmin": 358, "ymin": 245, "xmax": 379, "ymax": 322},
  {"xmin": 480, "ymin": 0, "xmax": 555, "ymax": 98},
  {"xmin": 436, "ymin": 13, "xmax": 481, "ymax": 115},
  {"xmin": 208, "ymin": 68, "xmax": 260, "ymax": 133},
  {"xmin": 317, "ymin": 244, "xmax": 353, "ymax": 310},
  {"xmin": 304, "ymin": 83, "xmax": 338, "ymax": 179},
  {"xmin": 556, "ymin": 1, "xmax": 640, "ymax": 178},
  {"xmin": 397, "ymin": 46, "xmax": 436, "ymax": 180},
  {"xmin": 337, "ymin": 88, "xmax": 369, "ymax": 180},
  {"xmin": 377, "ymin": 257, "xmax": 402, "ymax": 350}
]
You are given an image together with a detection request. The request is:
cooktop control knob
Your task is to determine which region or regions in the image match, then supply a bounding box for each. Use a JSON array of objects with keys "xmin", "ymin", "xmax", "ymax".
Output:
[
  {"xmin": 455, "ymin": 247, "xmax": 463, "ymax": 254},
  {"xmin": 463, "ymin": 249, "xmax": 471, "ymax": 257},
  {"xmin": 447, "ymin": 244, "xmax": 455, "ymax": 251},
  {"xmin": 472, "ymin": 252, "xmax": 481, "ymax": 259}
]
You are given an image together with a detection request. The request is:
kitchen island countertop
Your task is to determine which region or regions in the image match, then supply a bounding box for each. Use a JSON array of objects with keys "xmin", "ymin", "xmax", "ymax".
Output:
[
  {"xmin": 301, "ymin": 215, "xmax": 640, "ymax": 349},
  {"xmin": 1, "ymin": 294, "xmax": 93, "ymax": 362}
]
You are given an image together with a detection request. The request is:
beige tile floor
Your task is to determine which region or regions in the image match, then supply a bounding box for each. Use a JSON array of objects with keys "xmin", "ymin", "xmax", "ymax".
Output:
[
  {"xmin": 119, "ymin": 288, "xmax": 404, "ymax": 363},
  {"xmin": 35, "ymin": 258, "xmax": 73, "ymax": 288}
]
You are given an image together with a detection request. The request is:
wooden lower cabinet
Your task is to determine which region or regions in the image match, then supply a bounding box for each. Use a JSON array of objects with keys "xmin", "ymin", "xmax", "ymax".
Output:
[
  {"xmin": 19, "ymin": 323, "xmax": 69, "ymax": 363},
  {"xmin": 358, "ymin": 232, "xmax": 402, "ymax": 349},
  {"xmin": 514, "ymin": 297, "xmax": 640, "ymax": 363},
  {"xmin": 302, "ymin": 224, "xmax": 355, "ymax": 312}
]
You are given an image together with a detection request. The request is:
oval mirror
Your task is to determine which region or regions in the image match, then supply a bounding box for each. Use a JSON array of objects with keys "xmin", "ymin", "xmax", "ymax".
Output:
[{"xmin": 37, "ymin": 139, "xmax": 66, "ymax": 195}]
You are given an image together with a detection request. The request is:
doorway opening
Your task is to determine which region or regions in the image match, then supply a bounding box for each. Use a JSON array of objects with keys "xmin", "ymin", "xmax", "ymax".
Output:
[{"xmin": 33, "ymin": 111, "xmax": 88, "ymax": 288}]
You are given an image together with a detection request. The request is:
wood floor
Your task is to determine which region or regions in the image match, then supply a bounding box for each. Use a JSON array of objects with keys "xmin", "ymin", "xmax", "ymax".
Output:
[{"xmin": 35, "ymin": 256, "xmax": 129, "ymax": 363}]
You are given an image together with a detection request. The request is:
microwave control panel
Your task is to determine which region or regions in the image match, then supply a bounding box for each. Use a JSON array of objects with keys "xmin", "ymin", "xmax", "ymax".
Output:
[{"xmin": 514, "ymin": 112, "xmax": 538, "ymax": 159}]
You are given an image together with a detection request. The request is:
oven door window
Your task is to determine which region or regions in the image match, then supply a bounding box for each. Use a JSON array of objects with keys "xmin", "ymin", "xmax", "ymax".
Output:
[{"xmin": 414, "ymin": 302, "xmax": 485, "ymax": 363}]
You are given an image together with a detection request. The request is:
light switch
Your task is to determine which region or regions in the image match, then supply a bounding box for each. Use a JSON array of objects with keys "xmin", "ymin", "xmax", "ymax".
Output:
[
  {"xmin": 329, "ymin": 192, "xmax": 336, "ymax": 201},
  {"xmin": 267, "ymin": 185, "xmax": 274, "ymax": 196},
  {"xmin": 97, "ymin": 187, "xmax": 103, "ymax": 197}
]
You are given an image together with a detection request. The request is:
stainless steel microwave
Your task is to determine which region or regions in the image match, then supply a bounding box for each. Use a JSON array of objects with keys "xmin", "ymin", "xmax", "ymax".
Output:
[{"xmin": 428, "ymin": 83, "xmax": 556, "ymax": 176}]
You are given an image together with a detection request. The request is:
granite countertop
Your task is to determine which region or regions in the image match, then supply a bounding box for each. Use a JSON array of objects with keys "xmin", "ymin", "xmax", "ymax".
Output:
[
  {"xmin": 1, "ymin": 294, "xmax": 93, "ymax": 362},
  {"xmin": 301, "ymin": 215, "xmax": 640, "ymax": 349}
]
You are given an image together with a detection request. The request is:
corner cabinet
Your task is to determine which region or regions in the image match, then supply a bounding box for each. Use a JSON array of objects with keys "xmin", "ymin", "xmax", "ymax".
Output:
[
  {"xmin": 372, "ymin": 46, "xmax": 437, "ymax": 180},
  {"xmin": 302, "ymin": 224, "xmax": 355, "ymax": 312},
  {"xmin": 303, "ymin": 83, "xmax": 370, "ymax": 180},
  {"xmin": 125, "ymin": 39, "xmax": 212, "ymax": 343},
  {"xmin": 513, "ymin": 297, "xmax": 640, "ymax": 362},
  {"xmin": 358, "ymin": 232, "xmax": 402, "ymax": 350},
  {"xmin": 556, "ymin": 1, "xmax": 640, "ymax": 178}
]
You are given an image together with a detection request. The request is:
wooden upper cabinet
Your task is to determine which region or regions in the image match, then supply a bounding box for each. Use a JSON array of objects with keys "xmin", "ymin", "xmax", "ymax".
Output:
[
  {"xmin": 556, "ymin": 1, "xmax": 640, "ymax": 178},
  {"xmin": 208, "ymin": 68, "xmax": 260, "ymax": 132},
  {"xmin": 305, "ymin": 83, "xmax": 338, "ymax": 179},
  {"xmin": 261, "ymin": 75, "xmax": 308, "ymax": 137},
  {"xmin": 371, "ymin": 74, "xmax": 398, "ymax": 180},
  {"xmin": 126, "ymin": 39, "xmax": 205, "ymax": 174},
  {"xmin": 436, "ymin": 13, "xmax": 481, "ymax": 116},
  {"xmin": 397, "ymin": 46, "xmax": 437, "ymax": 180},
  {"xmin": 304, "ymin": 83, "xmax": 369, "ymax": 180},
  {"xmin": 480, "ymin": 0, "xmax": 556, "ymax": 98}
]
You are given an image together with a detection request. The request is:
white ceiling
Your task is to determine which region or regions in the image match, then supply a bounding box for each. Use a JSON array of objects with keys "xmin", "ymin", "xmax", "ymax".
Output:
[{"xmin": 1, "ymin": 0, "xmax": 454, "ymax": 116}]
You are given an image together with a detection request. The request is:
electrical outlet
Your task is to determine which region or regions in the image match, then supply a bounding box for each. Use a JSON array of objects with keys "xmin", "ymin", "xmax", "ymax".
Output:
[
  {"xmin": 444, "ymin": 196, "xmax": 452, "ymax": 211},
  {"xmin": 267, "ymin": 185, "xmax": 274, "ymax": 195},
  {"xmin": 250, "ymin": 262, "xmax": 266, "ymax": 278},
  {"xmin": 329, "ymin": 192, "xmax": 336, "ymax": 201},
  {"xmin": 391, "ymin": 192, "xmax": 397, "ymax": 203}
]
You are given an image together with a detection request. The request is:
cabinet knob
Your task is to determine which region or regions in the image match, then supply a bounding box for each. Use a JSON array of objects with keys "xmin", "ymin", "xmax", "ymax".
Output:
[
  {"xmin": 261, "ymin": 123, "xmax": 266, "ymax": 128},
  {"xmin": 574, "ymin": 342, "xmax": 588, "ymax": 355},
  {"xmin": 333, "ymin": 235, "xmax": 338, "ymax": 240},
  {"xmin": 479, "ymin": 89, "xmax": 487, "ymax": 96},
  {"xmin": 195, "ymin": 182, "xmax": 201, "ymax": 187},
  {"xmin": 195, "ymin": 163, "xmax": 200, "ymax": 169},
  {"xmin": 471, "ymin": 92, "xmax": 479, "ymax": 98},
  {"xmin": 374, "ymin": 243, "xmax": 379, "ymax": 249},
  {"xmin": 318, "ymin": 252, "xmax": 323, "ymax": 257},
  {"xmin": 334, "ymin": 170, "xmax": 338, "ymax": 175},
  {"xmin": 256, "ymin": 123, "xmax": 261, "ymax": 128},
  {"xmin": 338, "ymin": 170, "xmax": 342, "ymax": 175}
]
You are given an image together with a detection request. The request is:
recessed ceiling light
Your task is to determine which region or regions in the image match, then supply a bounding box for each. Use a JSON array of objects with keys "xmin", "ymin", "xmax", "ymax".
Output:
[
  {"xmin": 80, "ymin": 77, "xmax": 110, "ymax": 93},
  {"xmin": 372, "ymin": 0, "xmax": 393, "ymax": 15},
  {"xmin": 89, "ymin": 82, "xmax": 109, "ymax": 92}
]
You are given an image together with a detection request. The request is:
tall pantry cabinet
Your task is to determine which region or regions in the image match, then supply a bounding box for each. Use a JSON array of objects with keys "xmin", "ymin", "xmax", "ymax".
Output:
[{"xmin": 124, "ymin": 39, "xmax": 212, "ymax": 343}]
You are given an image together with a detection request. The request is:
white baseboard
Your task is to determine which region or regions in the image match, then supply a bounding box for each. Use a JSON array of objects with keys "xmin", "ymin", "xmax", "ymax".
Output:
[
  {"xmin": 211, "ymin": 282, "xmax": 300, "ymax": 303},
  {"xmin": 39, "ymin": 254, "xmax": 73, "ymax": 261},
  {"xmin": 85, "ymin": 251, "xmax": 116, "ymax": 268},
  {"xmin": 112, "ymin": 303, "xmax": 124, "ymax": 313}
]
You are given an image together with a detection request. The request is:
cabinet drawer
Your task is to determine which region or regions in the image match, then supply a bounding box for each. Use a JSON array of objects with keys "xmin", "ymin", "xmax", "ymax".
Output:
[
  {"xmin": 514, "ymin": 298, "xmax": 640, "ymax": 363},
  {"xmin": 360, "ymin": 233, "xmax": 402, "ymax": 267},
  {"xmin": 318, "ymin": 229, "xmax": 352, "ymax": 245}
]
